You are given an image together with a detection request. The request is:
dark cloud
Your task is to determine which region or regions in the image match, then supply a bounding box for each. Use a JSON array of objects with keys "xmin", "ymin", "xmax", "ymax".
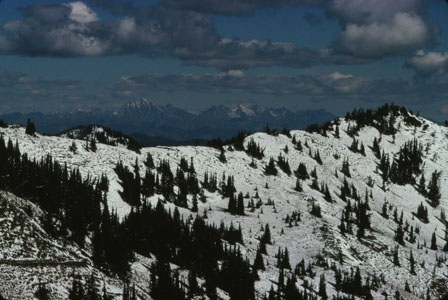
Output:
[
  {"xmin": 88, "ymin": 0, "xmax": 135, "ymax": 16},
  {"xmin": 160, "ymin": 0, "xmax": 325, "ymax": 15},
  {"xmin": 0, "ymin": 2, "xmax": 366, "ymax": 70},
  {"xmin": 0, "ymin": 0, "xmax": 435, "ymax": 69},
  {"xmin": 304, "ymin": 12, "xmax": 322, "ymax": 26},
  {"xmin": 22, "ymin": 3, "xmax": 71, "ymax": 24},
  {"xmin": 108, "ymin": 71, "xmax": 448, "ymax": 105},
  {"xmin": 0, "ymin": 69, "xmax": 84, "ymax": 112}
]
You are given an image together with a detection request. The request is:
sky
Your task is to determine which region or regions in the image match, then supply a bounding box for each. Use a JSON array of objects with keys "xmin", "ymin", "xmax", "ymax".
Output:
[{"xmin": 0, "ymin": 0, "xmax": 447, "ymax": 121}]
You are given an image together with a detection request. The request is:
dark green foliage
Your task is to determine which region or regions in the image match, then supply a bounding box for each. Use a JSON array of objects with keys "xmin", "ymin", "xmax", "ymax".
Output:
[
  {"xmin": 313, "ymin": 150, "xmax": 323, "ymax": 165},
  {"xmin": 246, "ymin": 138, "xmax": 265, "ymax": 159},
  {"xmin": 218, "ymin": 148, "xmax": 227, "ymax": 163},
  {"xmin": 277, "ymin": 155, "xmax": 291, "ymax": 176},
  {"xmin": 202, "ymin": 172, "xmax": 218, "ymax": 193},
  {"xmin": 61, "ymin": 125, "xmax": 142, "ymax": 153},
  {"xmin": 228, "ymin": 193, "xmax": 245, "ymax": 215},
  {"xmin": 310, "ymin": 202, "xmax": 322, "ymax": 218},
  {"xmin": 409, "ymin": 251, "xmax": 416, "ymax": 275},
  {"xmin": 253, "ymin": 247, "xmax": 265, "ymax": 271},
  {"xmin": 294, "ymin": 178, "xmax": 302, "ymax": 192},
  {"xmin": 207, "ymin": 131, "xmax": 249, "ymax": 150},
  {"xmin": 26, "ymin": 119, "xmax": 36, "ymax": 136},
  {"xmin": 69, "ymin": 141, "xmax": 78, "ymax": 154},
  {"xmin": 264, "ymin": 124, "xmax": 278, "ymax": 136},
  {"xmin": 415, "ymin": 202, "xmax": 429, "ymax": 223},
  {"xmin": 335, "ymin": 267, "xmax": 375, "ymax": 298},
  {"xmin": 295, "ymin": 163, "xmax": 309, "ymax": 180},
  {"xmin": 395, "ymin": 224, "xmax": 405, "ymax": 245},
  {"xmin": 144, "ymin": 153, "xmax": 155, "ymax": 169},
  {"xmin": 264, "ymin": 157, "xmax": 278, "ymax": 176},
  {"xmin": 393, "ymin": 247, "xmax": 400, "ymax": 267},
  {"xmin": 35, "ymin": 283, "xmax": 50, "ymax": 300},
  {"xmin": 0, "ymin": 137, "xmax": 103, "ymax": 248},
  {"xmin": 276, "ymin": 247, "xmax": 291, "ymax": 270},
  {"xmin": 431, "ymin": 232, "xmax": 438, "ymax": 250},
  {"xmin": 427, "ymin": 171, "xmax": 441, "ymax": 207},
  {"xmin": 122, "ymin": 201, "xmax": 253, "ymax": 298},
  {"xmin": 261, "ymin": 224, "xmax": 272, "ymax": 245},
  {"xmin": 149, "ymin": 258, "xmax": 187, "ymax": 300},
  {"xmin": 356, "ymin": 202, "xmax": 370, "ymax": 239},
  {"xmin": 372, "ymin": 137, "xmax": 381, "ymax": 159},
  {"xmin": 221, "ymin": 175, "xmax": 236, "ymax": 198},
  {"xmin": 319, "ymin": 274, "xmax": 328, "ymax": 300},
  {"xmin": 114, "ymin": 160, "xmax": 141, "ymax": 206},
  {"xmin": 389, "ymin": 139, "xmax": 423, "ymax": 185},
  {"xmin": 341, "ymin": 158, "xmax": 351, "ymax": 178}
]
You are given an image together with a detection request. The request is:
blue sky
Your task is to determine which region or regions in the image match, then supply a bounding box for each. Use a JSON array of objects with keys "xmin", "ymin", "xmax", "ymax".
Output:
[{"xmin": 0, "ymin": 0, "xmax": 447, "ymax": 121}]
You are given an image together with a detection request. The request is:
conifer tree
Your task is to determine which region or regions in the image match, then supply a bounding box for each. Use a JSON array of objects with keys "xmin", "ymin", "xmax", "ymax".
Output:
[
  {"xmin": 294, "ymin": 178, "xmax": 302, "ymax": 192},
  {"xmin": 25, "ymin": 119, "xmax": 36, "ymax": 136},
  {"xmin": 393, "ymin": 247, "xmax": 400, "ymax": 266},
  {"xmin": 253, "ymin": 247, "xmax": 265, "ymax": 271},
  {"xmin": 237, "ymin": 192, "xmax": 245, "ymax": 215},
  {"xmin": 409, "ymin": 251, "xmax": 416, "ymax": 275},
  {"xmin": 295, "ymin": 163, "xmax": 309, "ymax": 180},
  {"xmin": 218, "ymin": 148, "xmax": 227, "ymax": 163},
  {"xmin": 264, "ymin": 158, "xmax": 278, "ymax": 176},
  {"xmin": 69, "ymin": 141, "xmax": 78, "ymax": 154},
  {"xmin": 318, "ymin": 274, "xmax": 328, "ymax": 300},
  {"xmin": 192, "ymin": 194, "xmax": 199, "ymax": 212},
  {"xmin": 90, "ymin": 138, "xmax": 97, "ymax": 152},
  {"xmin": 431, "ymin": 231, "xmax": 438, "ymax": 250},
  {"xmin": 228, "ymin": 193, "xmax": 236, "ymax": 214},
  {"xmin": 427, "ymin": 171, "xmax": 441, "ymax": 207},
  {"xmin": 261, "ymin": 224, "xmax": 272, "ymax": 244},
  {"xmin": 395, "ymin": 224, "xmax": 404, "ymax": 245},
  {"xmin": 144, "ymin": 152, "xmax": 155, "ymax": 169}
]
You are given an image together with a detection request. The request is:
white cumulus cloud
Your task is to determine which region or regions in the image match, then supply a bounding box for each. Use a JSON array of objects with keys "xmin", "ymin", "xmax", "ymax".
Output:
[
  {"xmin": 405, "ymin": 50, "xmax": 448, "ymax": 77},
  {"xmin": 66, "ymin": 1, "xmax": 99, "ymax": 24},
  {"xmin": 338, "ymin": 12, "xmax": 430, "ymax": 58}
]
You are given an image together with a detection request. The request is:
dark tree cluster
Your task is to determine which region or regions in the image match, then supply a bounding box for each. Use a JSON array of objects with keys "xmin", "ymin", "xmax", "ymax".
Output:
[
  {"xmin": 207, "ymin": 131, "xmax": 249, "ymax": 151},
  {"xmin": 339, "ymin": 198, "xmax": 370, "ymax": 239},
  {"xmin": 349, "ymin": 138, "xmax": 366, "ymax": 156},
  {"xmin": 246, "ymin": 138, "xmax": 265, "ymax": 160},
  {"xmin": 264, "ymin": 124, "xmax": 279, "ymax": 136},
  {"xmin": 227, "ymin": 192, "xmax": 245, "ymax": 215},
  {"xmin": 334, "ymin": 267, "xmax": 377, "ymax": 299},
  {"xmin": 115, "ymin": 160, "xmax": 141, "ymax": 206},
  {"xmin": 339, "ymin": 177, "xmax": 360, "ymax": 202},
  {"xmin": 26, "ymin": 119, "xmax": 36, "ymax": 136},
  {"xmin": 284, "ymin": 210, "xmax": 301, "ymax": 227},
  {"xmin": 388, "ymin": 139, "xmax": 423, "ymax": 185},
  {"xmin": 264, "ymin": 158, "xmax": 278, "ymax": 176},
  {"xmin": 0, "ymin": 137, "xmax": 105, "ymax": 247},
  {"xmin": 121, "ymin": 201, "xmax": 254, "ymax": 300},
  {"xmin": 415, "ymin": 202, "xmax": 429, "ymax": 223},
  {"xmin": 61, "ymin": 125, "xmax": 142, "ymax": 153},
  {"xmin": 277, "ymin": 155, "xmax": 291, "ymax": 176}
]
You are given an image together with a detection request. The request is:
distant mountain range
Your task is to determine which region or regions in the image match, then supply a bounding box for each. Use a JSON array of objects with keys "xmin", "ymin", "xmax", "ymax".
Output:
[{"xmin": 0, "ymin": 98, "xmax": 335, "ymax": 145}]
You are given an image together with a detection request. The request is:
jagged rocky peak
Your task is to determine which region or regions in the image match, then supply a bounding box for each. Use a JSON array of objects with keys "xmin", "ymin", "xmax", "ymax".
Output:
[{"xmin": 123, "ymin": 97, "xmax": 158, "ymax": 111}]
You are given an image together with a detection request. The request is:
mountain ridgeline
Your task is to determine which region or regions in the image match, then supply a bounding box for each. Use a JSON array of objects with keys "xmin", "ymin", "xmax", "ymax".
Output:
[
  {"xmin": 1, "ymin": 104, "xmax": 448, "ymax": 299},
  {"xmin": 0, "ymin": 99, "xmax": 335, "ymax": 144}
]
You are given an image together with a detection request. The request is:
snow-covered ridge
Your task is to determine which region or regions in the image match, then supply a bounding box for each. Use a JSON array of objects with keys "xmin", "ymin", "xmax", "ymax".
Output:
[
  {"xmin": 59, "ymin": 124, "xmax": 142, "ymax": 152},
  {"xmin": 2, "ymin": 109, "xmax": 448, "ymax": 299}
]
